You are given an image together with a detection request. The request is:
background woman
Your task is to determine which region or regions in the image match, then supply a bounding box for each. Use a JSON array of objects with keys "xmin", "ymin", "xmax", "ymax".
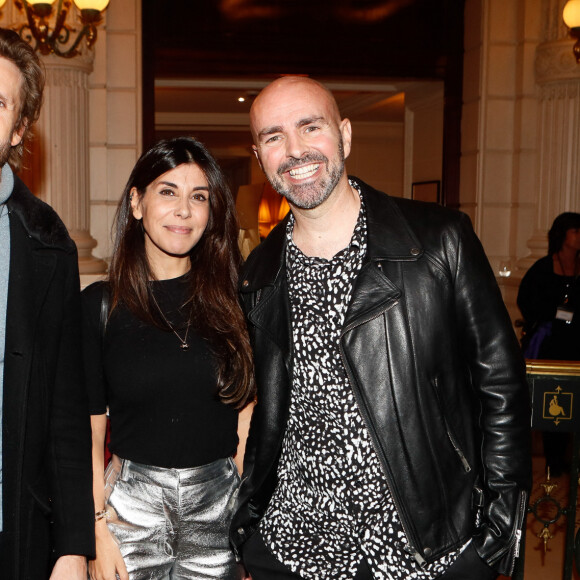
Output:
[
  {"xmin": 517, "ymin": 212, "xmax": 580, "ymax": 476},
  {"xmin": 82, "ymin": 137, "xmax": 255, "ymax": 579}
]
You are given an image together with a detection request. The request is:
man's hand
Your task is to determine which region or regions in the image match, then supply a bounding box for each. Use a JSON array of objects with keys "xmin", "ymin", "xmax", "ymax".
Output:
[{"xmin": 49, "ymin": 555, "xmax": 87, "ymax": 579}]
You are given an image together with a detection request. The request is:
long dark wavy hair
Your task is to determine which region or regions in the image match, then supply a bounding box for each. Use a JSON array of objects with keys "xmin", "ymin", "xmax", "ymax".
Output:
[
  {"xmin": 108, "ymin": 136, "xmax": 255, "ymax": 409},
  {"xmin": 548, "ymin": 212, "xmax": 580, "ymax": 256}
]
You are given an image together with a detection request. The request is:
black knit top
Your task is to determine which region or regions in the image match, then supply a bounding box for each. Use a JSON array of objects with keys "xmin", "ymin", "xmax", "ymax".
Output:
[{"xmin": 81, "ymin": 275, "xmax": 238, "ymax": 468}]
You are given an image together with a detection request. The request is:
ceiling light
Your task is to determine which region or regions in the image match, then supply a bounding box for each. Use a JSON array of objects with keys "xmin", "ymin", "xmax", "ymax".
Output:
[
  {"xmin": 563, "ymin": 0, "xmax": 580, "ymax": 62},
  {"xmin": 13, "ymin": 0, "xmax": 111, "ymax": 58}
]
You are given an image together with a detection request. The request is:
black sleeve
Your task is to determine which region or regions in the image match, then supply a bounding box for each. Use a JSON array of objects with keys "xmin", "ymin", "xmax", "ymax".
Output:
[
  {"xmin": 49, "ymin": 250, "xmax": 96, "ymax": 559},
  {"xmin": 452, "ymin": 214, "xmax": 531, "ymax": 575},
  {"xmin": 517, "ymin": 257, "xmax": 556, "ymax": 328},
  {"xmin": 81, "ymin": 281, "xmax": 108, "ymax": 415}
]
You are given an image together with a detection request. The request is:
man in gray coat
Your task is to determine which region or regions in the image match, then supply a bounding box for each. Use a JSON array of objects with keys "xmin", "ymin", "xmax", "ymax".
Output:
[{"xmin": 0, "ymin": 28, "xmax": 94, "ymax": 578}]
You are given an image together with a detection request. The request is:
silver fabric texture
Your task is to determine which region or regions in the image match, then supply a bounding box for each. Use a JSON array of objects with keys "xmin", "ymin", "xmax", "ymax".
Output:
[{"xmin": 105, "ymin": 456, "xmax": 241, "ymax": 579}]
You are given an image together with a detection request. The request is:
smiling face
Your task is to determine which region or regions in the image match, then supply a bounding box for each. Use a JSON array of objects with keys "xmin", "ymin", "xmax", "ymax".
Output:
[
  {"xmin": 0, "ymin": 56, "xmax": 26, "ymax": 168},
  {"xmin": 131, "ymin": 162, "xmax": 210, "ymax": 277},
  {"xmin": 250, "ymin": 77, "xmax": 352, "ymax": 210}
]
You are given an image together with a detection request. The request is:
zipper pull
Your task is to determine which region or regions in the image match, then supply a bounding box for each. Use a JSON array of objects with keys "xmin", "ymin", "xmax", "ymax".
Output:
[
  {"xmin": 403, "ymin": 544, "xmax": 427, "ymax": 567},
  {"xmin": 458, "ymin": 451, "xmax": 472, "ymax": 473},
  {"xmin": 514, "ymin": 529, "xmax": 522, "ymax": 558}
]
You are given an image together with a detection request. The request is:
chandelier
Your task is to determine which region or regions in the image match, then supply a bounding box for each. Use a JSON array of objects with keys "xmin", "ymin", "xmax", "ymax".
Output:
[{"xmin": 0, "ymin": 0, "xmax": 110, "ymax": 58}]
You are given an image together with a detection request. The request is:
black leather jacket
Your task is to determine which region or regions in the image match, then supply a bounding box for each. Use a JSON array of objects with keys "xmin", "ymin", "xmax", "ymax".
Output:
[{"xmin": 232, "ymin": 178, "xmax": 531, "ymax": 576}]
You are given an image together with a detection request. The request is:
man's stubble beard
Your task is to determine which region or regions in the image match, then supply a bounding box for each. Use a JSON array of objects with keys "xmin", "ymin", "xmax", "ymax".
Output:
[
  {"xmin": 0, "ymin": 138, "xmax": 12, "ymax": 169},
  {"xmin": 267, "ymin": 137, "xmax": 346, "ymax": 210}
]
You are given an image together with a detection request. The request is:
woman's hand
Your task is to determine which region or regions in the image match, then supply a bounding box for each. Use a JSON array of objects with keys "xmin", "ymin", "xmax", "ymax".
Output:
[
  {"xmin": 49, "ymin": 555, "xmax": 87, "ymax": 579},
  {"xmin": 88, "ymin": 520, "xmax": 129, "ymax": 580}
]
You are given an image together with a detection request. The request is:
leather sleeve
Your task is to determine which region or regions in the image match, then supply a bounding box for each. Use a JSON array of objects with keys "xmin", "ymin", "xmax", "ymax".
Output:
[{"xmin": 452, "ymin": 214, "xmax": 531, "ymax": 575}]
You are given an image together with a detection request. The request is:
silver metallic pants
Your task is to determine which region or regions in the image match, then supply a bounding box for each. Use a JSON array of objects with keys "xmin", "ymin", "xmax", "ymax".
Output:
[{"xmin": 105, "ymin": 456, "xmax": 241, "ymax": 579}]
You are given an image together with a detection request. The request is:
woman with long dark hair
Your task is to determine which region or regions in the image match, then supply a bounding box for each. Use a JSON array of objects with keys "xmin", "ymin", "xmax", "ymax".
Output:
[{"xmin": 82, "ymin": 137, "xmax": 255, "ymax": 579}]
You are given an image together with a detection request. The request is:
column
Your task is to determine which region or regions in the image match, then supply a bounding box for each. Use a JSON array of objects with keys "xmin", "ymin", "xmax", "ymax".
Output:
[
  {"xmin": 1, "ymin": 4, "xmax": 107, "ymax": 275},
  {"xmin": 37, "ymin": 55, "xmax": 107, "ymax": 274},
  {"xmin": 522, "ymin": 0, "xmax": 580, "ymax": 269}
]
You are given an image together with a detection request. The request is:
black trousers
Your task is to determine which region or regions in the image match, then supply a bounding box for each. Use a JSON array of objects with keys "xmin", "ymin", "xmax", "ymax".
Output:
[{"xmin": 243, "ymin": 531, "xmax": 498, "ymax": 580}]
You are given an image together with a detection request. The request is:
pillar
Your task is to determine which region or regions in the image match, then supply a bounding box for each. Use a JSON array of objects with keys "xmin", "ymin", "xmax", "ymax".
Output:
[
  {"xmin": 1, "ymin": 4, "xmax": 107, "ymax": 275},
  {"xmin": 37, "ymin": 55, "xmax": 107, "ymax": 274},
  {"xmin": 521, "ymin": 0, "xmax": 580, "ymax": 269}
]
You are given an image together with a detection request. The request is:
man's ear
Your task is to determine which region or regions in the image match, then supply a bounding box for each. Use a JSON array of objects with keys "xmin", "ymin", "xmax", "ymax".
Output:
[
  {"xmin": 252, "ymin": 145, "xmax": 263, "ymax": 171},
  {"xmin": 130, "ymin": 187, "xmax": 142, "ymax": 219},
  {"xmin": 340, "ymin": 118, "xmax": 352, "ymax": 160},
  {"xmin": 11, "ymin": 119, "xmax": 27, "ymax": 147}
]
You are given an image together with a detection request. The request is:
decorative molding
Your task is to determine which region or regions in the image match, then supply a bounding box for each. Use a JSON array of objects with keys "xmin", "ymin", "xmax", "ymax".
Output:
[
  {"xmin": 536, "ymin": 39, "xmax": 580, "ymax": 84},
  {"xmin": 43, "ymin": 52, "xmax": 94, "ymax": 76},
  {"xmin": 541, "ymin": 0, "xmax": 570, "ymax": 42},
  {"xmin": 539, "ymin": 81, "xmax": 580, "ymax": 100}
]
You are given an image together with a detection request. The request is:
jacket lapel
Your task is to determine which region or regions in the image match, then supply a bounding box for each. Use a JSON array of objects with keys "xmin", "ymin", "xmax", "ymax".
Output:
[
  {"xmin": 243, "ymin": 181, "xmax": 427, "ymax": 354},
  {"xmin": 247, "ymin": 276, "xmax": 293, "ymax": 371},
  {"xmin": 343, "ymin": 179, "xmax": 423, "ymax": 328},
  {"xmin": 343, "ymin": 262, "xmax": 402, "ymax": 330},
  {"xmin": 362, "ymin": 179, "xmax": 423, "ymax": 261},
  {"xmin": 243, "ymin": 220, "xmax": 293, "ymax": 369}
]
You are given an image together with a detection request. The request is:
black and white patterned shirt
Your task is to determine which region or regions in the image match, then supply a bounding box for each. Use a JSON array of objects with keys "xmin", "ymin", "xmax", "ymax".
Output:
[{"xmin": 259, "ymin": 182, "xmax": 461, "ymax": 579}]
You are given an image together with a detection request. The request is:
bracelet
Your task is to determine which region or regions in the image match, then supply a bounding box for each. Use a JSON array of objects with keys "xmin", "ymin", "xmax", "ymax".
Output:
[{"xmin": 95, "ymin": 509, "xmax": 109, "ymax": 522}]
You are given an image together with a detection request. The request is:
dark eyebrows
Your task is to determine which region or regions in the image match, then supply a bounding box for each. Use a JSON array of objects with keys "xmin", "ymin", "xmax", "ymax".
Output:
[
  {"xmin": 257, "ymin": 125, "xmax": 283, "ymax": 139},
  {"xmin": 156, "ymin": 180, "xmax": 209, "ymax": 192},
  {"xmin": 296, "ymin": 116, "xmax": 324, "ymax": 128},
  {"xmin": 257, "ymin": 116, "xmax": 326, "ymax": 139}
]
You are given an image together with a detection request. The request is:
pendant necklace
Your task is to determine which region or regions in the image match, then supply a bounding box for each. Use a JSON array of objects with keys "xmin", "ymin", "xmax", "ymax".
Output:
[
  {"xmin": 151, "ymin": 291, "xmax": 192, "ymax": 351},
  {"xmin": 556, "ymin": 252, "xmax": 579, "ymax": 306}
]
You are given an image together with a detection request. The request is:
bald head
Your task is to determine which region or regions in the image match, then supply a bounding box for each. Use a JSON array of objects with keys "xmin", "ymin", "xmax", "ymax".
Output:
[{"xmin": 250, "ymin": 76, "xmax": 342, "ymax": 144}]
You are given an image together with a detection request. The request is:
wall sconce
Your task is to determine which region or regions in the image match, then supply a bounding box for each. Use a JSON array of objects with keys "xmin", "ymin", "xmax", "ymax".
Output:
[
  {"xmin": 563, "ymin": 0, "xmax": 580, "ymax": 63},
  {"xmin": 0, "ymin": 0, "xmax": 110, "ymax": 58}
]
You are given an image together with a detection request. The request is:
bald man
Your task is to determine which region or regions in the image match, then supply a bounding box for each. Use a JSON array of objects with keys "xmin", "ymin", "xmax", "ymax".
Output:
[{"xmin": 231, "ymin": 76, "xmax": 531, "ymax": 580}]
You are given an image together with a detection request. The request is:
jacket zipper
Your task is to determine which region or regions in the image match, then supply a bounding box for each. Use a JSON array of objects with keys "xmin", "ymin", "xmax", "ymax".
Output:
[
  {"xmin": 487, "ymin": 489, "xmax": 527, "ymax": 573},
  {"xmin": 340, "ymin": 297, "xmax": 427, "ymax": 568},
  {"xmin": 432, "ymin": 377, "xmax": 471, "ymax": 472}
]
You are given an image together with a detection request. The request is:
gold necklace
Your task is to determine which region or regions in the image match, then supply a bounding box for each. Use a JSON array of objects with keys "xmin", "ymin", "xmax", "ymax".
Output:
[{"xmin": 151, "ymin": 291, "xmax": 192, "ymax": 351}]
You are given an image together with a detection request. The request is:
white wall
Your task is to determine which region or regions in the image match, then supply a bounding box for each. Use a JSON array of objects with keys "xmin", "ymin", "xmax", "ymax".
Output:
[{"xmin": 349, "ymin": 122, "xmax": 405, "ymax": 196}]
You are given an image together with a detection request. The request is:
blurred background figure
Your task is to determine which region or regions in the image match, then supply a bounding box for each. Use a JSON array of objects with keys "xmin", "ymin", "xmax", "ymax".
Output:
[{"xmin": 517, "ymin": 212, "xmax": 580, "ymax": 476}]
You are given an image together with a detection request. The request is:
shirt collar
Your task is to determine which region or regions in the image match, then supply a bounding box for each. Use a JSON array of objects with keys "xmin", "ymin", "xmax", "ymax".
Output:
[{"xmin": 285, "ymin": 181, "xmax": 367, "ymax": 262}]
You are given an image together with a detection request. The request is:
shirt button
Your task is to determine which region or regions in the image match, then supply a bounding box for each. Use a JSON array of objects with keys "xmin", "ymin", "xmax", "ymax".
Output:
[
  {"xmin": 237, "ymin": 527, "xmax": 244, "ymax": 535},
  {"xmin": 410, "ymin": 247, "xmax": 420, "ymax": 256},
  {"xmin": 242, "ymin": 280, "xmax": 249, "ymax": 287}
]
